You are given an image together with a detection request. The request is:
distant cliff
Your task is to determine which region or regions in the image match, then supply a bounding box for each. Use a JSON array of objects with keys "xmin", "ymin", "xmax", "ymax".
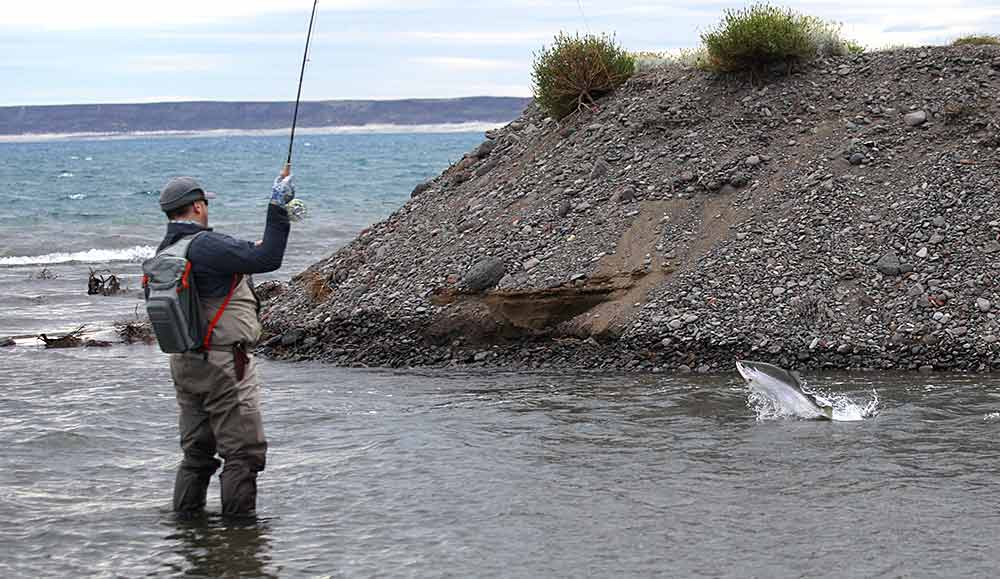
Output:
[{"xmin": 0, "ymin": 97, "xmax": 532, "ymax": 135}]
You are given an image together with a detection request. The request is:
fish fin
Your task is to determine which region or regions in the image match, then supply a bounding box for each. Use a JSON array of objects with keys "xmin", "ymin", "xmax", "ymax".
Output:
[{"xmin": 821, "ymin": 405, "xmax": 834, "ymax": 420}]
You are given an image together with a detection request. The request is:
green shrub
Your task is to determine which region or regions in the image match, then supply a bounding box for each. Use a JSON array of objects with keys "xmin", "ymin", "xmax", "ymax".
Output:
[
  {"xmin": 952, "ymin": 34, "xmax": 1000, "ymax": 46},
  {"xmin": 532, "ymin": 32, "xmax": 635, "ymax": 120},
  {"xmin": 700, "ymin": 3, "xmax": 858, "ymax": 75}
]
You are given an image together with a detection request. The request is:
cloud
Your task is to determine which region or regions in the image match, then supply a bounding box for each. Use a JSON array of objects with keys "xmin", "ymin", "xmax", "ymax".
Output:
[
  {"xmin": 408, "ymin": 57, "xmax": 525, "ymax": 71},
  {"xmin": 406, "ymin": 31, "xmax": 555, "ymax": 45},
  {"xmin": 124, "ymin": 54, "xmax": 232, "ymax": 74},
  {"xmin": 0, "ymin": 0, "xmax": 428, "ymax": 31}
]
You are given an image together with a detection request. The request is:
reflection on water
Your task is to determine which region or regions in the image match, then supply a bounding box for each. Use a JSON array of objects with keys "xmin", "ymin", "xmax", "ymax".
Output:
[{"xmin": 162, "ymin": 514, "xmax": 275, "ymax": 578}]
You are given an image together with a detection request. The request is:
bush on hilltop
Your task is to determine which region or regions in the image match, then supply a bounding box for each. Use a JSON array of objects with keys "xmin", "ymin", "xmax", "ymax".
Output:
[
  {"xmin": 952, "ymin": 34, "xmax": 1000, "ymax": 46},
  {"xmin": 532, "ymin": 32, "xmax": 635, "ymax": 120},
  {"xmin": 700, "ymin": 3, "xmax": 861, "ymax": 76}
]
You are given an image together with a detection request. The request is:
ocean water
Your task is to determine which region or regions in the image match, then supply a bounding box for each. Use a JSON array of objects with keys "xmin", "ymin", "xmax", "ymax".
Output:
[
  {"xmin": 0, "ymin": 131, "xmax": 484, "ymax": 337},
  {"xmin": 4, "ymin": 132, "xmax": 1000, "ymax": 578}
]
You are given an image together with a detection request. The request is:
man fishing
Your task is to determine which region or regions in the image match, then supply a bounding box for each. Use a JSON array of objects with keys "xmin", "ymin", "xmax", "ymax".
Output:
[{"xmin": 156, "ymin": 166, "xmax": 295, "ymax": 516}]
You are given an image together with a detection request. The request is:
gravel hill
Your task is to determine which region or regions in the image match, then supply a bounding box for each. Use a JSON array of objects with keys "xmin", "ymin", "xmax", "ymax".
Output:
[{"xmin": 260, "ymin": 45, "xmax": 1000, "ymax": 373}]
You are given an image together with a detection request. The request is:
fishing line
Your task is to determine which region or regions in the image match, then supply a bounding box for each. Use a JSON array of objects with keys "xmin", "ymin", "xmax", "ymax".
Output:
[
  {"xmin": 576, "ymin": 0, "xmax": 591, "ymax": 33},
  {"xmin": 287, "ymin": 0, "xmax": 320, "ymax": 166}
]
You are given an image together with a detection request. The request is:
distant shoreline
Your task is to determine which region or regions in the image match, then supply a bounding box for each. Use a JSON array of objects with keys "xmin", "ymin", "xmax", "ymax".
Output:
[
  {"xmin": 0, "ymin": 96, "xmax": 531, "ymax": 139},
  {"xmin": 0, "ymin": 121, "xmax": 508, "ymax": 144}
]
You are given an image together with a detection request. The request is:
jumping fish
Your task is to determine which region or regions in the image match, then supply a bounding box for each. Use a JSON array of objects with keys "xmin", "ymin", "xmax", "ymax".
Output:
[{"xmin": 736, "ymin": 360, "xmax": 833, "ymax": 420}]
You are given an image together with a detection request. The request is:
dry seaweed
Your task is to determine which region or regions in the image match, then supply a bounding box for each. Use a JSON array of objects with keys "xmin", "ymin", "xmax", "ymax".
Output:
[
  {"xmin": 88, "ymin": 269, "xmax": 125, "ymax": 296},
  {"xmin": 114, "ymin": 307, "xmax": 156, "ymax": 345}
]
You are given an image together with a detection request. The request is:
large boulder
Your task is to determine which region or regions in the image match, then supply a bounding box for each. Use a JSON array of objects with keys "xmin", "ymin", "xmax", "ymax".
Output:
[{"xmin": 460, "ymin": 258, "xmax": 506, "ymax": 291}]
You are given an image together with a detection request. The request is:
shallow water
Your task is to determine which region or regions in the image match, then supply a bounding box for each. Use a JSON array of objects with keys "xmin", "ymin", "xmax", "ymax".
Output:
[{"xmin": 3, "ymin": 344, "xmax": 1000, "ymax": 578}]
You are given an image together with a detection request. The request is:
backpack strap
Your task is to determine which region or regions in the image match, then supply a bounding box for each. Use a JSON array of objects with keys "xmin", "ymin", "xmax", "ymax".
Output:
[{"xmin": 201, "ymin": 273, "xmax": 243, "ymax": 351}]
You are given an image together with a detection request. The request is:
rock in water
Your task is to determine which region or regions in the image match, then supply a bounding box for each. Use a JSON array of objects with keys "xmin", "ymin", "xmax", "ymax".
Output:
[{"xmin": 461, "ymin": 258, "xmax": 506, "ymax": 291}]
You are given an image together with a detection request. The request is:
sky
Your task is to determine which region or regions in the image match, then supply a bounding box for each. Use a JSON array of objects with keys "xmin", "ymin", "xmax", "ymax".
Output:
[{"xmin": 2, "ymin": 0, "xmax": 999, "ymax": 106}]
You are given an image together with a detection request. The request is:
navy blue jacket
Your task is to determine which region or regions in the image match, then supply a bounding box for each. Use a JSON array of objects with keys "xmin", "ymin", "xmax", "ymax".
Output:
[{"xmin": 157, "ymin": 204, "xmax": 290, "ymax": 297}]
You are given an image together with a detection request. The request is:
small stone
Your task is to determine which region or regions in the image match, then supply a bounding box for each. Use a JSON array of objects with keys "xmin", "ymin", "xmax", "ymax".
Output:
[
  {"xmin": 678, "ymin": 364, "xmax": 692, "ymax": 373},
  {"xmin": 836, "ymin": 343, "xmax": 852, "ymax": 354},
  {"xmin": 474, "ymin": 351, "xmax": 489, "ymax": 362},
  {"xmin": 729, "ymin": 173, "xmax": 749, "ymax": 188},
  {"xmin": 849, "ymin": 152, "xmax": 865, "ymax": 166},
  {"xmin": 916, "ymin": 247, "xmax": 929, "ymax": 258},
  {"xmin": 668, "ymin": 319, "xmax": 684, "ymax": 330},
  {"xmin": 281, "ymin": 329, "xmax": 303, "ymax": 347},
  {"xmin": 618, "ymin": 187, "xmax": 636, "ymax": 203},
  {"xmin": 976, "ymin": 298, "xmax": 992, "ymax": 312},
  {"xmin": 918, "ymin": 365, "xmax": 934, "ymax": 374},
  {"xmin": 772, "ymin": 287, "xmax": 786, "ymax": 296},
  {"xmin": 904, "ymin": 110, "xmax": 928, "ymax": 127},
  {"xmin": 745, "ymin": 155, "xmax": 761, "ymax": 167},
  {"xmin": 411, "ymin": 180, "xmax": 433, "ymax": 198},
  {"xmin": 590, "ymin": 159, "xmax": 609, "ymax": 180},
  {"xmin": 574, "ymin": 201, "xmax": 592, "ymax": 212},
  {"xmin": 679, "ymin": 171, "xmax": 695, "ymax": 183},
  {"xmin": 557, "ymin": 199, "xmax": 572, "ymax": 218},
  {"xmin": 876, "ymin": 250, "xmax": 903, "ymax": 276},
  {"xmin": 682, "ymin": 314, "xmax": 699, "ymax": 324},
  {"xmin": 523, "ymin": 258, "xmax": 541, "ymax": 271}
]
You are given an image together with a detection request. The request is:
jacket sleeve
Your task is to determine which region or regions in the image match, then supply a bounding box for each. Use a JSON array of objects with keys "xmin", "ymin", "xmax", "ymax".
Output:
[{"xmin": 190, "ymin": 204, "xmax": 291, "ymax": 274}]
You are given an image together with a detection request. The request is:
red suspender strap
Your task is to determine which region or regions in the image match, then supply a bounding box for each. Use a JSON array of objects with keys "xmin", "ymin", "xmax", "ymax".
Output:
[
  {"xmin": 202, "ymin": 274, "xmax": 242, "ymax": 350},
  {"xmin": 178, "ymin": 263, "xmax": 192, "ymax": 293}
]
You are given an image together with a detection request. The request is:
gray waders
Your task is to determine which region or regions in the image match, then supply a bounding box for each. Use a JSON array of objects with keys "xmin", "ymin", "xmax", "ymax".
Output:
[{"xmin": 170, "ymin": 275, "xmax": 266, "ymax": 516}]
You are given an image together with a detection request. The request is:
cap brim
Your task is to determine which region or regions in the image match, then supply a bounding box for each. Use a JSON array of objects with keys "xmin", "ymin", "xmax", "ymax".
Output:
[{"xmin": 203, "ymin": 191, "xmax": 217, "ymax": 199}]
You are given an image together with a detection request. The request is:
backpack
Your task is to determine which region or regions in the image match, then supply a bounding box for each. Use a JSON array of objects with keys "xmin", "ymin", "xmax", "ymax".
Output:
[{"xmin": 141, "ymin": 232, "xmax": 207, "ymax": 353}]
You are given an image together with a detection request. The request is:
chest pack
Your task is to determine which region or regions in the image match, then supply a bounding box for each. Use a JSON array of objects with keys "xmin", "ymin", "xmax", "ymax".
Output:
[{"xmin": 142, "ymin": 233, "xmax": 208, "ymax": 353}]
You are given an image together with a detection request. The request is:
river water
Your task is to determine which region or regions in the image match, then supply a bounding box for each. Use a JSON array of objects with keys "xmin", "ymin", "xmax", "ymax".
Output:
[
  {"xmin": 3, "ymin": 132, "xmax": 1000, "ymax": 577},
  {"xmin": 3, "ymin": 345, "xmax": 1000, "ymax": 577}
]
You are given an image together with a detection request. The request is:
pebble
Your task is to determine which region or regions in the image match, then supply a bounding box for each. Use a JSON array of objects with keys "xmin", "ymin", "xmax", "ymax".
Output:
[{"xmin": 904, "ymin": 110, "xmax": 928, "ymax": 127}]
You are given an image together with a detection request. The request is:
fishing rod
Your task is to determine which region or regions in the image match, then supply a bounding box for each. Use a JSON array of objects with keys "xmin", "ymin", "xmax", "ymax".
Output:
[{"xmin": 287, "ymin": 0, "xmax": 320, "ymax": 166}]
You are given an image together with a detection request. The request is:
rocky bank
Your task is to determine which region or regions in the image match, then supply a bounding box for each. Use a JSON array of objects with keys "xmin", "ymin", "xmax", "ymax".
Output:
[{"xmin": 259, "ymin": 45, "xmax": 1000, "ymax": 372}]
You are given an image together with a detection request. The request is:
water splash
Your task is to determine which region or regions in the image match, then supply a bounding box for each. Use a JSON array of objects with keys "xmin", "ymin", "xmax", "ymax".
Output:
[{"xmin": 747, "ymin": 384, "xmax": 879, "ymax": 422}]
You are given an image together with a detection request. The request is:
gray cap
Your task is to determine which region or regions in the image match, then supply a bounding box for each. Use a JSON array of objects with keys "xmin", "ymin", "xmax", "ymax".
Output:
[{"xmin": 159, "ymin": 176, "xmax": 216, "ymax": 212}]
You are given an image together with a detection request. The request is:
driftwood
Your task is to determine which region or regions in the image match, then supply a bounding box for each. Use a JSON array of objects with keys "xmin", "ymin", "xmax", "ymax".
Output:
[
  {"xmin": 88, "ymin": 269, "xmax": 124, "ymax": 296},
  {"xmin": 39, "ymin": 326, "xmax": 86, "ymax": 348},
  {"xmin": 114, "ymin": 306, "xmax": 156, "ymax": 345},
  {"xmin": 38, "ymin": 325, "xmax": 112, "ymax": 348}
]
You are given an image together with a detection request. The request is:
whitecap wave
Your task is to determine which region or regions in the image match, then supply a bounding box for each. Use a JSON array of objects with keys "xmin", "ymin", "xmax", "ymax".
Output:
[{"xmin": 0, "ymin": 245, "xmax": 155, "ymax": 266}]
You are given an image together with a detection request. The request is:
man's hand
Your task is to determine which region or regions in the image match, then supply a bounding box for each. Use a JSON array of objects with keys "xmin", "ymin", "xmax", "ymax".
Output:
[{"xmin": 270, "ymin": 166, "xmax": 296, "ymax": 208}]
